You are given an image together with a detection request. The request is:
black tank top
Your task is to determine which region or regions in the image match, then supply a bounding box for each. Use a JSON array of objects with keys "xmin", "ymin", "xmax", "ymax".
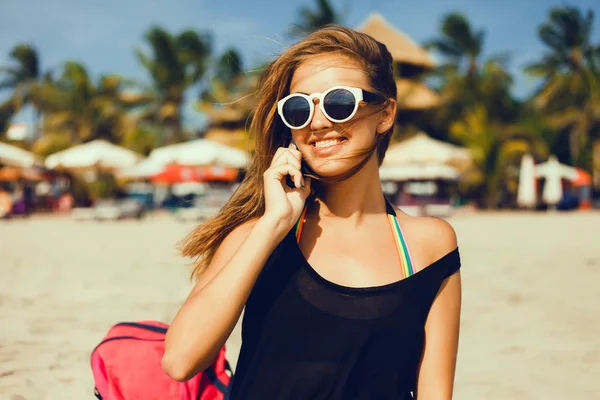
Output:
[{"xmin": 229, "ymin": 200, "xmax": 461, "ymax": 399}]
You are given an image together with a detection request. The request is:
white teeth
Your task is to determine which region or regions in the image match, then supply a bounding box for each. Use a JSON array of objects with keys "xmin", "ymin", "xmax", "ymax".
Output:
[{"xmin": 314, "ymin": 138, "xmax": 343, "ymax": 148}]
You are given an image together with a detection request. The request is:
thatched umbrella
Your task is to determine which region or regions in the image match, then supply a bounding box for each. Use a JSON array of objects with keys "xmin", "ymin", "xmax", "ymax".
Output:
[
  {"xmin": 356, "ymin": 12, "xmax": 434, "ymax": 69},
  {"xmin": 148, "ymin": 139, "xmax": 248, "ymax": 169},
  {"xmin": 395, "ymin": 79, "xmax": 440, "ymax": 110},
  {"xmin": 45, "ymin": 140, "xmax": 143, "ymax": 171},
  {"xmin": 0, "ymin": 142, "xmax": 42, "ymax": 168},
  {"xmin": 383, "ymin": 132, "xmax": 472, "ymax": 170}
]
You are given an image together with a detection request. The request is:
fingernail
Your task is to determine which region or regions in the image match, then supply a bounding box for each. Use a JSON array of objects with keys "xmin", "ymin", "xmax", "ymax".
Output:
[{"xmin": 301, "ymin": 177, "xmax": 305, "ymax": 187}]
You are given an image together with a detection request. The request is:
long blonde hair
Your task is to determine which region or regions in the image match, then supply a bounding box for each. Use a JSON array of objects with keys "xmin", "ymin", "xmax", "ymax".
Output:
[{"xmin": 181, "ymin": 25, "xmax": 397, "ymax": 280}]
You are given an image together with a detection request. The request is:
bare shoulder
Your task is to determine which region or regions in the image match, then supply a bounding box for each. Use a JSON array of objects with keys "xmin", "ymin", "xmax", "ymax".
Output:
[
  {"xmin": 210, "ymin": 217, "xmax": 260, "ymax": 265},
  {"xmin": 394, "ymin": 207, "xmax": 458, "ymax": 267},
  {"xmin": 190, "ymin": 218, "xmax": 259, "ymax": 294}
]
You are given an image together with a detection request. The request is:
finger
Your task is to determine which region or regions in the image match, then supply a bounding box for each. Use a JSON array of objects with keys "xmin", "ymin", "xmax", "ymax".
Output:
[
  {"xmin": 271, "ymin": 147, "xmax": 288, "ymax": 164},
  {"xmin": 295, "ymin": 177, "xmax": 312, "ymax": 198},
  {"xmin": 287, "ymin": 142, "xmax": 302, "ymax": 160},
  {"xmin": 278, "ymin": 143, "xmax": 302, "ymax": 161},
  {"xmin": 271, "ymin": 151, "xmax": 301, "ymax": 170},
  {"xmin": 277, "ymin": 146, "xmax": 302, "ymax": 162},
  {"xmin": 265, "ymin": 164, "xmax": 304, "ymax": 189}
]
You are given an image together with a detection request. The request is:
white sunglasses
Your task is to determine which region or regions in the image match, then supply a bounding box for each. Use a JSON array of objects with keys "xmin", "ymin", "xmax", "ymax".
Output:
[{"xmin": 277, "ymin": 85, "xmax": 385, "ymax": 130}]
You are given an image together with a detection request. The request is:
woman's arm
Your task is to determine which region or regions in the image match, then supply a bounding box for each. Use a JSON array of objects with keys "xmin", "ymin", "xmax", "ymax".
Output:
[
  {"xmin": 162, "ymin": 144, "xmax": 310, "ymax": 382},
  {"xmin": 161, "ymin": 215, "xmax": 288, "ymax": 381},
  {"xmin": 416, "ymin": 219, "xmax": 462, "ymax": 399}
]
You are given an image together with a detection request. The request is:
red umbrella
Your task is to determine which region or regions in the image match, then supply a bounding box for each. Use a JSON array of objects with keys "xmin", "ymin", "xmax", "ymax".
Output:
[{"xmin": 150, "ymin": 164, "xmax": 239, "ymax": 184}]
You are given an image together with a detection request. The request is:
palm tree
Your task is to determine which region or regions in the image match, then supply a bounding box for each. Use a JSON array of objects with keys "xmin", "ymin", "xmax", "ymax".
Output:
[
  {"xmin": 288, "ymin": 0, "xmax": 342, "ymax": 37},
  {"xmin": 428, "ymin": 54, "xmax": 534, "ymax": 208},
  {"xmin": 525, "ymin": 6, "xmax": 600, "ymax": 167},
  {"xmin": 196, "ymin": 48, "xmax": 258, "ymax": 149},
  {"xmin": 424, "ymin": 13, "xmax": 512, "ymax": 129},
  {"xmin": 0, "ymin": 44, "xmax": 43, "ymax": 139},
  {"xmin": 526, "ymin": 6, "xmax": 596, "ymax": 81},
  {"xmin": 197, "ymin": 48, "xmax": 254, "ymax": 124},
  {"xmin": 36, "ymin": 62, "xmax": 142, "ymax": 149},
  {"xmin": 427, "ymin": 13, "xmax": 484, "ymax": 79},
  {"xmin": 136, "ymin": 26, "xmax": 211, "ymax": 144},
  {"xmin": 450, "ymin": 105, "xmax": 547, "ymax": 208},
  {"xmin": 0, "ymin": 100, "xmax": 15, "ymax": 137}
]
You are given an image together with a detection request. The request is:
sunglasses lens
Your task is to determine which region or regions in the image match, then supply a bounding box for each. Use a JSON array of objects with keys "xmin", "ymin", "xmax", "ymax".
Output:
[
  {"xmin": 324, "ymin": 89, "xmax": 356, "ymax": 121},
  {"xmin": 282, "ymin": 96, "xmax": 311, "ymax": 127}
]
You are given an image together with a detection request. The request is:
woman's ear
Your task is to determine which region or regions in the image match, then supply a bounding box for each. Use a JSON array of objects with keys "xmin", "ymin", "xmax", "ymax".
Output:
[{"xmin": 377, "ymin": 98, "xmax": 397, "ymax": 134}]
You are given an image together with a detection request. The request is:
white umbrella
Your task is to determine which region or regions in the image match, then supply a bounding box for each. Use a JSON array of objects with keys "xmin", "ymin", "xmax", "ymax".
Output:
[
  {"xmin": 0, "ymin": 142, "xmax": 41, "ymax": 168},
  {"xmin": 148, "ymin": 139, "xmax": 248, "ymax": 168},
  {"xmin": 379, "ymin": 163, "xmax": 460, "ymax": 181},
  {"xmin": 383, "ymin": 132, "xmax": 471, "ymax": 167},
  {"xmin": 517, "ymin": 154, "xmax": 537, "ymax": 209},
  {"xmin": 117, "ymin": 158, "xmax": 165, "ymax": 179},
  {"xmin": 45, "ymin": 140, "xmax": 143, "ymax": 170},
  {"xmin": 535, "ymin": 156, "xmax": 578, "ymax": 206}
]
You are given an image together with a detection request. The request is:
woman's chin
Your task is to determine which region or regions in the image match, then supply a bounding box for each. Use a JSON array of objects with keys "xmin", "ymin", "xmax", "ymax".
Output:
[{"xmin": 307, "ymin": 159, "xmax": 356, "ymax": 178}]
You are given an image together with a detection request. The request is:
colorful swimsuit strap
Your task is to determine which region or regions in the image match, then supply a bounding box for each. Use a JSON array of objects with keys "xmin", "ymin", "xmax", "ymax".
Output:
[
  {"xmin": 384, "ymin": 199, "xmax": 415, "ymax": 279},
  {"xmin": 294, "ymin": 198, "xmax": 415, "ymax": 278}
]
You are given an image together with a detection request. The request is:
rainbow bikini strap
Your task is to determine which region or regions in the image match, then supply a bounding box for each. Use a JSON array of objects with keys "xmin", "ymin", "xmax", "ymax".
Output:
[
  {"xmin": 294, "ymin": 205, "xmax": 309, "ymax": 244},
  {"xmin": 294, "ymin": 199, "xmax": 415, "ymax": 279},
  {"xmin": 385, "ymin": 200, "xmax": 415, "ymax": 279}
]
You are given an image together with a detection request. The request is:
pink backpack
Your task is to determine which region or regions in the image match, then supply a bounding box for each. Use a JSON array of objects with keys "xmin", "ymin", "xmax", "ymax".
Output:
[{"xmin": 91, "ymin": 321, "xmax": 231, "ymax": 400}]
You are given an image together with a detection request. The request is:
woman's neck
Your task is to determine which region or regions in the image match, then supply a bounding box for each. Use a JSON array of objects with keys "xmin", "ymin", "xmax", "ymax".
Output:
[{"xmin": 316, "ymin": 157, "xmax": 386, "ymax": 221}]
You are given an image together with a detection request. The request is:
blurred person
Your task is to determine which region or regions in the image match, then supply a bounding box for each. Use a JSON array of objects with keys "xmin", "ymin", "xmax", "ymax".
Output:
[
  {"xmin": 0, "ymin": 185, "xmax": 13, "ymax": 218},
  {"xmin": 163, "ymin": 25, "xmax": 461, "ymax": 399},
  {"xmin": 57, "ymin": 191, "xmax": 75, "ymax": 213},
  {"xmin": 11, "ymin": 183, "xmax": 27, "ymax": 216}
]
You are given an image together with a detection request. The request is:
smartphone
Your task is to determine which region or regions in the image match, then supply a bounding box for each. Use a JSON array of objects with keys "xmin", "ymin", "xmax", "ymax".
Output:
[{"xmin": 285, "ymin": 139, "xmax": 306, "ymax": 188}]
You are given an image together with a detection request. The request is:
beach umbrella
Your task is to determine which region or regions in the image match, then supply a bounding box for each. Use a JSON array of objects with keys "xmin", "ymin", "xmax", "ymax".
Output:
[
  {"xmin": 535, "ymin": 156, "xmax": 578, "ymax": 206},
  {"xmin": 148, "ymin": 139, "xmax": 248, "ymax": 168},
  {"xmin": 382, "ymin": 132, "xmax": 471, "ymax": 169},
  {"xmin": 117, "ymin": 158, "xmax": 165, "ymax": 179},
  {"xmin": 0, "ymin": 142, "xmax": 41, "ymax": 168},
  {"xmin": 150, "ymin": 165, "xmax": 239, "ymax": 184},
  {"xmin": 517, "ymin": 154, "xmax": 537, "ymax": 209},
  {"xmin": 0, "ymin": 166, "xmax": 45, "ymax": 181},
  {"xmin": 379, "ymin": 163, "xmax": 460, "ymax": 181},
  {"xmin": 45, "ymin": 140, "xmax": 143, "ymax": 170}
]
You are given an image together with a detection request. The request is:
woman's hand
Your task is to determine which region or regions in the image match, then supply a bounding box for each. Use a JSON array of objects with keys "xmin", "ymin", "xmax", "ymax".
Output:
[{"xmin": 262, "ymin": 142, "xmax": 311, "ymax": 237}]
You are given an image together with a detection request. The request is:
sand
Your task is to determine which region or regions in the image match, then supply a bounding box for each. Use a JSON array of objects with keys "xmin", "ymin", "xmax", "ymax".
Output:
[{"xmin": 1, "ymin": 211, "xmax": 599, "ymax": 399}]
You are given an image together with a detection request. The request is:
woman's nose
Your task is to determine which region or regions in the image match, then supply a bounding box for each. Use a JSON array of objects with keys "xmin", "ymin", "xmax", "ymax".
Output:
[{"xmin": 309, "ymin": 98, "xmax": 332, "ymax": 131}]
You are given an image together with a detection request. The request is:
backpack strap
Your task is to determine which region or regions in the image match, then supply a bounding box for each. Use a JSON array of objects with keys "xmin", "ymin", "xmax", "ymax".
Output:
[{"xmin": 295, "ymin": 198, "xmax": 415, "ymax": 279}]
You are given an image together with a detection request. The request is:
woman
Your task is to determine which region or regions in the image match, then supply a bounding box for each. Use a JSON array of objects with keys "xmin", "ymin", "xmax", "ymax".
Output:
[{"xmin": 163, "ymin": 25, "xmax": 461, "ymax": 399}]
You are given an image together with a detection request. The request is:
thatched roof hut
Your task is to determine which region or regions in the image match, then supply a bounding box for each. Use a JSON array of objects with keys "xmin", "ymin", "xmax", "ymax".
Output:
[
  {"xmin": 356, "ymin": 12, "xmax": 434, "ymax": 70},
  {"xmin": 395, "ymin": 79, "xmax": 440, "ymax": 110}
]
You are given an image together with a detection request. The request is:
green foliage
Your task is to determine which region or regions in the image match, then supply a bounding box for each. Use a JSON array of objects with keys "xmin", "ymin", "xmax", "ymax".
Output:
[
  {"xmin": 1, "ymin": 6, "xmax": 598, "ymax": 206},
  {"xmin": 288, "ymin": 0, "xmax": 342, "ymax": 38},
  {"xmin": 525, "ymin": 6, "xmax": 599, "ymax": 166},
  {"xmin": 135, "ymin": 26, "xmax": 212, "ymax": 144},
  {"xmin": 31, "ymin": 131, "xmax": 72, "ymax": 157},
  {"xmin": 121, "ymin": 124, "xmax": 159, "ymax": 156}
]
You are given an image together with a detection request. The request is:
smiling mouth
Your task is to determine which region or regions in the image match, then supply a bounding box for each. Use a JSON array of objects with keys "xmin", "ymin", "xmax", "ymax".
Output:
[{"xmin": 312, "ymin": 137, "xmax": 348, "ymax": 148}]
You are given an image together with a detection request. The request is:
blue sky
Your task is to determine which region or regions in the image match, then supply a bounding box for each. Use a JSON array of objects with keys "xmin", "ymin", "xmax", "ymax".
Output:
[{"xmin": 1, "ymin": 0, "xmax": 599, "ymax": 130}]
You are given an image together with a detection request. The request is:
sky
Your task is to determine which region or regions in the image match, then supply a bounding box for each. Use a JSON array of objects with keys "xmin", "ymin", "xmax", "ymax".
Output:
[{"xmin": 1, "ymin": 0, "xmax": 599, "ymax": 131}]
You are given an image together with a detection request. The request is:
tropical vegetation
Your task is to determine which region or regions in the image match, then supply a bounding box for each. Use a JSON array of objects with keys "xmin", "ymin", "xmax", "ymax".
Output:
[{"xmin": 0, "ymin": 1, "xmax": 598, "ymax": 208}]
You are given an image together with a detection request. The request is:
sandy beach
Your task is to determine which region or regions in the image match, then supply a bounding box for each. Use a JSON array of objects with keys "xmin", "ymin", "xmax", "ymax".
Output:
[{"xmin": 1, "ymin": 211, "xmax": 599, "ymax": 399}]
